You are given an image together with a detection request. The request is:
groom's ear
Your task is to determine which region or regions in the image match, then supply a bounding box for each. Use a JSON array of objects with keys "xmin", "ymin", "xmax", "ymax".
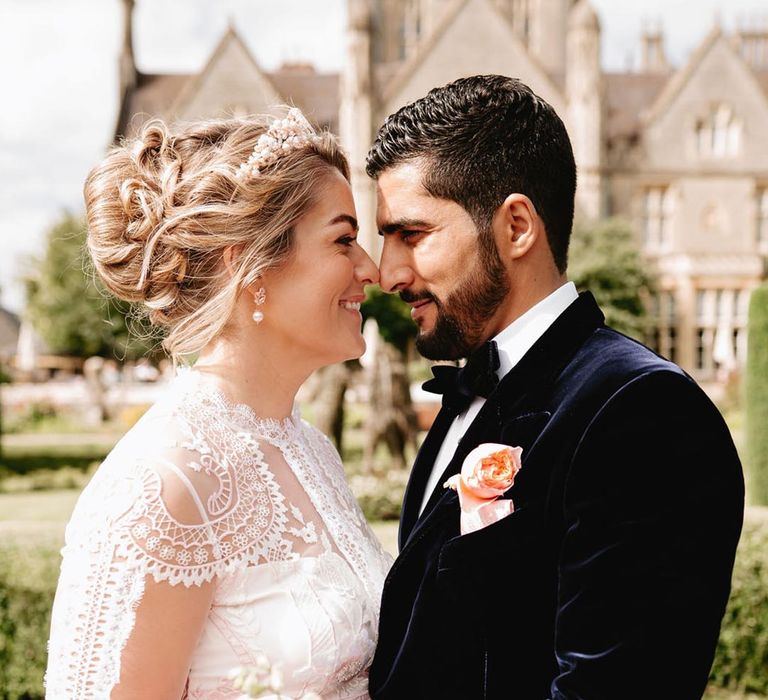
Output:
[{"xmin": 492, "ymin": 194, "xmax": 540, "ymax": 262}]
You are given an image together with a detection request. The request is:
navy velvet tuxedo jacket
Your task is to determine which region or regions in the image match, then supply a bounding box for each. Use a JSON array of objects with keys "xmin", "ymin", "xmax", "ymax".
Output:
[{"xmin": 369, "ymin": 292, "xmax": 744, "ymax": 700}]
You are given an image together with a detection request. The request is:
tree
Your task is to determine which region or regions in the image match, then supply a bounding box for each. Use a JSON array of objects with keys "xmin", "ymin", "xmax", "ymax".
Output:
[
  {"xmin": 24, "ymin": 213, "xmax": 156, "ymax": 360},
  {"xmin": 569, "ymin": 217, "xmax": 656, "ymax": 340},
  {"xmin": 361, "ymin": 288, "xmax": 419, "ymax": 472},
  {"xmin": 362, "ymin": 288, "xmax": 417, "ymax": 355},
  {"xmin": 308, "ymin": 360, "xmax": 353, "ymax": 453},
  {"xmin": 745, "ymin": 284, "xmax": 768, "ymax": 505}
]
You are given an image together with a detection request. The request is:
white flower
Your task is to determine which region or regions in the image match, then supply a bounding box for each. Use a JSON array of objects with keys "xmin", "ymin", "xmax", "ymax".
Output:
[
  {"xmin": 229, "ymin": 656, "xmax": 286, "ymax": 698},
  {"xmin": 253, "ymin": 653, "xmax": 271, "ymax": 675},
  {"xmin": 269, "ymin": 665, "xmax": 284, "ymax": 691}
]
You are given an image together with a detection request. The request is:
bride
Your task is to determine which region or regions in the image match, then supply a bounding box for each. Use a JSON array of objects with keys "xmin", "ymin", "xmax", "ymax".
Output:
[{"xmin": 44, "ymin": 108, "xmax": 392, "ymax": 699}]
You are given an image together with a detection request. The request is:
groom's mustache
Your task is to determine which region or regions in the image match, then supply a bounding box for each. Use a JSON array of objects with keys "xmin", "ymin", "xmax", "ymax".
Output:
[{"xmin": 399, "ymin": 289, "xmax": 438, "ymax": 305}]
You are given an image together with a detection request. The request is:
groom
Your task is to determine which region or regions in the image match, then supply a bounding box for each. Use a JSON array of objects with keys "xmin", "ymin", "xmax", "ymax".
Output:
[{"xmin": 366, "ymin": 75, "xmax": 744, "ymax": 699}]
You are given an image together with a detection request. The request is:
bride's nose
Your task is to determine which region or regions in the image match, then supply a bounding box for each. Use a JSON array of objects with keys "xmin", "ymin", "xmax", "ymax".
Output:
[{"xmin": 354, "ymin": 246, "xmax": 380, "ymax": 286}]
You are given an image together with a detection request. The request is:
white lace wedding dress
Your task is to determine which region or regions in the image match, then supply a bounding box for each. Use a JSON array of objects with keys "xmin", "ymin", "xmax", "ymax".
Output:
[{"xmin": 45, "ymin": 369, "xmax": 393, "ymax": 699}]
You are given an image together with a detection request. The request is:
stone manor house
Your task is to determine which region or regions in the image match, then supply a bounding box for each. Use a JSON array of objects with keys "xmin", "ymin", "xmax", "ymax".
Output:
[{"xmin": 115, "ymin": 0, "xmax": 768, "ymax": 383}]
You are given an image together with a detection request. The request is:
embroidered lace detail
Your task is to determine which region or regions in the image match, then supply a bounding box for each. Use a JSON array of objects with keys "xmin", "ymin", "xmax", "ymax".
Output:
[
  {"xmin": 276, "ymin": 422, "xmax": 392, "ymax": 603},
  {"xmin": 45, "ymin": 369, "xmax": 393, "ymax": 700},
  {"xmin": 119, "ymin": 430, "xmax": 294, "ymax": 588}
]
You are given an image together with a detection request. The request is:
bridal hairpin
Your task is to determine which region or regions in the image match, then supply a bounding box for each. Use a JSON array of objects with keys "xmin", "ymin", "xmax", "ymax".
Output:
[{"xmin": 236, "ymin": 108, "xmax": 321, "ymax": 182}]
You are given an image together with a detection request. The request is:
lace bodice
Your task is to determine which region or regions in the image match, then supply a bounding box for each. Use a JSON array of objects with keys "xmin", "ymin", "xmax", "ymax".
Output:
[{"xmin": 45, "ymin": 369, "xmax": 393, "ymax": 699}]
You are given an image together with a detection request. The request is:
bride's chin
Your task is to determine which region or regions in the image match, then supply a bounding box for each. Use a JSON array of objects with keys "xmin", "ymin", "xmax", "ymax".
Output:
[{"xmin": 344, "ymin": 335, "xmax": 367, "ymax": 361}]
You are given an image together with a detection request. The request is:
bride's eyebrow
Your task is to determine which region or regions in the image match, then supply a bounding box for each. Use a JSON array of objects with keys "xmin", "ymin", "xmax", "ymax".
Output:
[{"xmin": 327, "ymin": 214, "xmax": 359, "ymax": 231}]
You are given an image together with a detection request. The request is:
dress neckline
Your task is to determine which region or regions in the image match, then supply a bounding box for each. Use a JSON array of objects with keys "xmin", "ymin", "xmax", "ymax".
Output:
[{"xmin": 174, "ymin": 366, "xmax": 301, "ymax": 436}]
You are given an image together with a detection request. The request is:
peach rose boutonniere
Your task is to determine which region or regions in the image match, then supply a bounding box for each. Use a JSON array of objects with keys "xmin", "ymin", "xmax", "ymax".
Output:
[{"xmin": 444, "ymin": 443, "xmax": 523, "ymax": 535}]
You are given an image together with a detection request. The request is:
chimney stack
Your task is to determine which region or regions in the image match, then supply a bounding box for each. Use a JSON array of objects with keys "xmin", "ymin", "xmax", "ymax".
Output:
[{"xmin": 639, "ymin": 20, "xmax": 669, "ymax": 74}]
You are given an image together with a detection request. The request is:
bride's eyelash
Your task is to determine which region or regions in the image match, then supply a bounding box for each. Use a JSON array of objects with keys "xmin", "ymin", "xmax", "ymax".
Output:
[{"xmin": 336, "ymin": 235, "xmax": 356, "ymax": 247}]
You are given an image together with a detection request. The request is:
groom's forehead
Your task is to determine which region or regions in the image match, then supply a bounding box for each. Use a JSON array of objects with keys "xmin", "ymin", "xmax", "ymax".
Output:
[
  {"xmin": 376, "ymin": 161, "xmax": 428, "ymax": 194},
  {"xmin": 375, "ymin": 163, "xmax": 437, "ymax": 220}
]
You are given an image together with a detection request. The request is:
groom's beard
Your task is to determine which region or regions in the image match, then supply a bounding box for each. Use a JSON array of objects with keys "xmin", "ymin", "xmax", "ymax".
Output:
[{"xmin": 403, "ymin": 230, "xmax": 510, "ymax": 361}]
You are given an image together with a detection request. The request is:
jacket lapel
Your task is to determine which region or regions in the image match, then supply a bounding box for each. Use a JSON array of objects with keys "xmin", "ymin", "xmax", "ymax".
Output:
[{"xmin": 398, "ymin": 405, "xmax": 456, "ymax": 550}]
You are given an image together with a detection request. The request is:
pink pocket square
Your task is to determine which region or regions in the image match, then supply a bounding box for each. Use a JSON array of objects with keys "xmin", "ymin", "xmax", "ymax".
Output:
[
  {"xmin": 444, "ymin": 442, "xmax": 522, "ymax": 535},
  {"xmin": 459, "ymin": 496, "xmax": 515, "ymax": 535}
]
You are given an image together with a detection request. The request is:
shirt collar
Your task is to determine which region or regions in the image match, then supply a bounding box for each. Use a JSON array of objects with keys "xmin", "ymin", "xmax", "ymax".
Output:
[{"xmin": 492, "ymin": 281, "xmax": 579, "ymax": 379}]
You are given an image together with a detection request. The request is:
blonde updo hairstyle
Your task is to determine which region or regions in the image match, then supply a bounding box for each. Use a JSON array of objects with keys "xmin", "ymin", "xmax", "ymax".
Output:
[{"xmin": 84, "ymin": 113, "xmax": 349, "ymax": 362}]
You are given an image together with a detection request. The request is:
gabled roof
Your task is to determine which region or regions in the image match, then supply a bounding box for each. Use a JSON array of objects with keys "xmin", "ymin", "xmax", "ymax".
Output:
[
  {"xmin": 380, "ymin": 0, "xmax": 564, "ymax": 115},
  {"xmin": 115, "ymin": 73, "xmax": 192, "ymax": 140},
  {"xmin": 270, "ymin": 67, "xmax": 340, "ymax": 131},
  {"xmin": 643, "ymin": 26, "xmax": 768, "ymax": 127},
  {"xmin": 170, "ymin": 25, "xmax": 283, "ymax": 118},
  {"xmin": 604, "ymin": 72, "xmax": 668, "ymax": 142},
  {"xmin": 113, "ymin": 26, "xmax": 340, "ymax": 141},
  {"xmin": 642, "ymin": 26, "xmax": 722, "ymax": 127}
]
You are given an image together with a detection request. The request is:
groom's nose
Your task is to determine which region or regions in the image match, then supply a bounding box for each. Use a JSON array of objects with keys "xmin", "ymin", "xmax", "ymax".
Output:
[{"xmin": 378, "ymin": 237, "xmax": 414, "ymax": 294}]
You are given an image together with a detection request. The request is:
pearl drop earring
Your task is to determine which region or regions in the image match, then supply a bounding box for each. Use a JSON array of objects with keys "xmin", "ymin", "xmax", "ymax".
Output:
[{"xmin": 252, "ymin": 287, "xmax": 266, "ymax": 324}]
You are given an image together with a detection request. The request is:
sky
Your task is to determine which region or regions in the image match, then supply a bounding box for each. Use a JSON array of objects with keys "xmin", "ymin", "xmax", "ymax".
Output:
[{"xmin": 1, "ymin": 0, "xmax": 767, "ymax": 313}]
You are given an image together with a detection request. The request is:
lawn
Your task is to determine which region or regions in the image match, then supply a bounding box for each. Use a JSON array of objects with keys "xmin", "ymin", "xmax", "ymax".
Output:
[{"xmin": 0, "ymin": 490, "xmax": 80, "ymax": 522}]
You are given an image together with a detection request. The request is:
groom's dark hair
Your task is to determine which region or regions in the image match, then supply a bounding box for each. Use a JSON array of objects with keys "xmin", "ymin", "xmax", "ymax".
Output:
[{"xmin": 366, "ymin": 74, "xmax": 577, "ymax": 273}]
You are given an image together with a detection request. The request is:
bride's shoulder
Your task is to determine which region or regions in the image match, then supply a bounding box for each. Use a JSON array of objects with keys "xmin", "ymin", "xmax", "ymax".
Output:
[{"xmin": 66, "ymin": 375, "xmax": 299, "ymax": 585}]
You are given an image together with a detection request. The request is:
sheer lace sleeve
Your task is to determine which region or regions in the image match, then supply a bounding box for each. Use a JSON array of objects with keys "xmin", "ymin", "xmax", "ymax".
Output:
[
  {"xmin": 45, "ymin": 398, "xmax": 303, "ymax": 699},
  {"xmin": 121, "ymin": 431, "xmax": 295, "ymax": 587}
]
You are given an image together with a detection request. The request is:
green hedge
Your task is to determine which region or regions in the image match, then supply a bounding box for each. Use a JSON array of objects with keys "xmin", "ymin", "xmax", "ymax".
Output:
[
  {"xmin": 350, "ymin": 469, "xmax": 408, "ymax": 522},
  {"xmin": 0, "ymin": 533, "xmax": 60, "ymax": 700},
  {"xmin": 1, "ymin": 509, "xmax": 767, "ymax": 699},
  {"xmin": 710, "ymin": 509, "xmax": 768, "ymax": 694},
  {"xmin": 746, "ymin": 285, "xmax": 768, "ymax": 506}
]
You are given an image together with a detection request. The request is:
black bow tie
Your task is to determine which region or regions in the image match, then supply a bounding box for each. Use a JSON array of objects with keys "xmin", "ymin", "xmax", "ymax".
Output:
[{"xmin": 422, "ymin": 340, "xmax": 501, "ymax": 413}]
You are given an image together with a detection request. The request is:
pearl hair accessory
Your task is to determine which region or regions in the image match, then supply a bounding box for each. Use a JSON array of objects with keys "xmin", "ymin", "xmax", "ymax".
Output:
[
  {"xmin": 236, "ymin": 108, "xmax": 321, "ymax": 182},
  {"xmin": 252, "ymin": 287, "xmax": 266, "ymax": 324}
]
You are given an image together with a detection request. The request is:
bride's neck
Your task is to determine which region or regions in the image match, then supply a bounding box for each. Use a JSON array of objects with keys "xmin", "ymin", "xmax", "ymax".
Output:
[{"xmin": 193, "ymin": 335, "xmax": 312, "ymax": 421}]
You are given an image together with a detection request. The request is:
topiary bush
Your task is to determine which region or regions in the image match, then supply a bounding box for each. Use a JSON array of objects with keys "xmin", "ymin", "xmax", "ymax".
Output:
[{"xmin": 745, "ymin": 285, "xmax": 768, "ymax": 506}]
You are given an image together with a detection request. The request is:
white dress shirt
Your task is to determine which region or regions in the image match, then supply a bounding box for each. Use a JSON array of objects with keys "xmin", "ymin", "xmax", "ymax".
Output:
[{"xmin": 418, "ymin": 281, "xmax": 579, "ymax": 515}]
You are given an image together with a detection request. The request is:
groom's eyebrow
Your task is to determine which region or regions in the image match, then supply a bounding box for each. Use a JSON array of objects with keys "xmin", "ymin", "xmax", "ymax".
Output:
[{"xmin": 378, "ymin": 218, "xmax": 430, "ymax": 236}]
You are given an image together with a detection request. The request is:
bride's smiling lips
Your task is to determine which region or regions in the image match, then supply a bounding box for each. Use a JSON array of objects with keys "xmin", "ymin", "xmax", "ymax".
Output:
[{"xmin": 339, "ymin": 294, "xmax": 365, "ymax": 317}]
